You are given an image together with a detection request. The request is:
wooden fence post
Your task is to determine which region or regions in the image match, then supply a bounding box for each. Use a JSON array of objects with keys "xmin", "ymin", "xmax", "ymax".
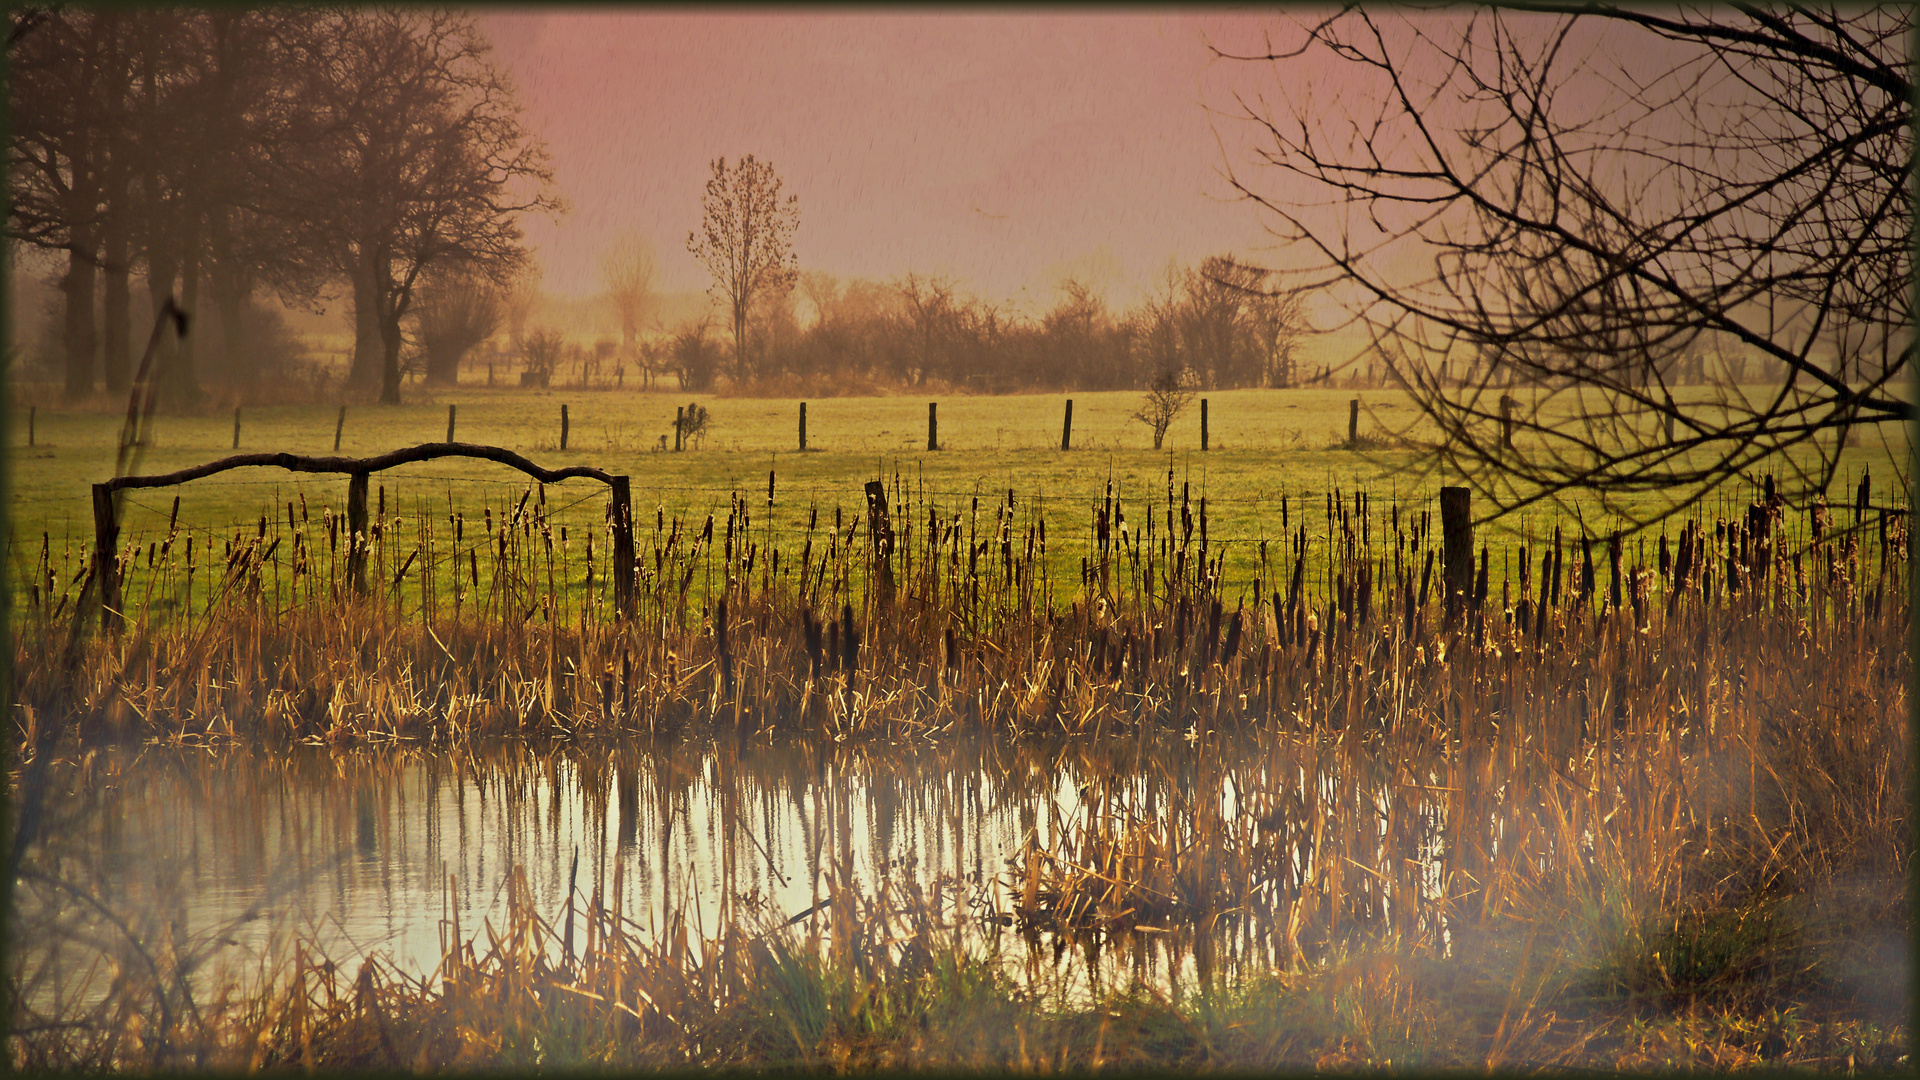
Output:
[
  {"xmin": 610, "ymin": 474, "xmax": 634, "ymax": 620},
  {"xmin": 1349, "ymin": 399, "xmax": 1360, "ymax": 447},
  {"xmin": 1200, "ymin": 398, "xmax": 1209, "ymax": 451},
  {"xmin": 799, "ymin": 402, "xmax": 808, "ymax": 451},
  {"xmin": 927, "ymin": 402, "xmax": 938, "ymax": 451},
  {"xmin": 561, "ymin": 404, "xmax": 570, "ymax": 451},
  {"xmin": 232, "ymin": 406, "xmax": 242, "ymax": 449},
  {"xmin": 1440, "ymin": 486, "xmax": 1473, "ymax": 627},
  {"xmin": 346, "ymin": 472, "xmax": 370, "ymax": 595},
  {"xmin": 91, "ymin": 483, "xmax": 121, "ymax": 632},
  {"xmin": 865, "ymin": 479, "xmax": 895, "ymax": 601},
  {"xmin": 1499, "ymin": 395, "xmax": 1514, "ymax": 449},
  {"xmin": 334, "ymin": 405, "xmax": 347, "ymax": 451},
  {"xmin": 1664, "ymin": 392, "xmax": 1678, "ymax": 445},
  {"xmin": 675, "ymin": 406, "xmax": 684, "ymax": 452},
  {"xmin": 1061, "ymin": 399, "xmax": 1073, "ymax": 451},
  {"xmin": 446, "ymin": 404, "xmax": 456, "ymax": 443}
]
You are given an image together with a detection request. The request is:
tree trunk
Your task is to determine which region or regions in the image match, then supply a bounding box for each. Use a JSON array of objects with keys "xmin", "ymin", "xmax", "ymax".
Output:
[
  {"xmin": 379, "ymin": 311, "xmax": 404, "ymax": 405},
  {"xmin": 424, "ymin": 347, "xmax": 460, "ymax": 386},
  {"xmin": 158, "ymin": 213, "xmax": 204, "ymax": 408},
  {"xmin": 60, "ymin": 21, "xmax": 106, "ymax": 402},
  {"xmin": 62, "ymin": 132, "xmax": 101, "ymax": 401},
  {"xmin": 206, "ymin": 206, "xmax": 250, "ymax": 389},
  {"xmin": 145, "ymin": 209, "xmax": 179, "ymax": 391},
  {"xmin": 216, "ymin": 267, "xmax": 248, "ymax": 389},
  {"xmin": 101, "ymin": 247, "xmax": 130, "ymax": 393},
  {"xmin": 100, "ymin": 157, "xmax": 131, "ymax": 395},
  {"xmin": 61, "ymin": 239, "xmax": 99, "ymax": 403},
  {"xmin": 347, "ymin": 248, "xmax": 382, "ymax": 395},
  {"xmin": 732, "ymin": 299, "xmax": 749, "ymax": 381}
]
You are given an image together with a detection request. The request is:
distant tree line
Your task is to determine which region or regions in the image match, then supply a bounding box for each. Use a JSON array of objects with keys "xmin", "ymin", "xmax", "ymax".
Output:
[
  {"xmin": 647, "ymin": 255, "xmax": 1313, "ymax": 395},
  {"xmin": 8, "ymin": 7, "xmax": 558, "ymax": 406}
]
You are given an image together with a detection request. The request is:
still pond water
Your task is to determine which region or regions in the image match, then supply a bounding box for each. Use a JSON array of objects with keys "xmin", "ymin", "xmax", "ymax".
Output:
[{"xmin": 19, "ymin": 733, "xmax": 1398, "ymax": 1005}]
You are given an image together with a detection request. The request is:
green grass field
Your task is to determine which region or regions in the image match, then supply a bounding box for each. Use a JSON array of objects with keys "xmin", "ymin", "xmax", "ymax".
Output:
[{"xmin": 6, "ymin": 384, "xmax": 1906, "ymax": 587}]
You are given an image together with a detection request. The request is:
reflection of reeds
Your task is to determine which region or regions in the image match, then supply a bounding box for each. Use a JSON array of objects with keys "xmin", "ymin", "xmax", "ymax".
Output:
[
  {"xmin": 8, "ymin": 852, "xmax": 1905, "ymax": 1070},
  {"xmin": 9, "ymin": 703, "xmax": 1909, "ymax": 1068},
  {"xmin": 7, "ymin": 777, "xmax": 349, "ymax": 1075}
]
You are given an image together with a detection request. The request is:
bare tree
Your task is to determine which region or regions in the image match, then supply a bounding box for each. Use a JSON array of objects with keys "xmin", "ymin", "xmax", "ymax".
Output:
[
  {"xmin": 675, "ymin": 402, "xmax": 712, "ymax": 449},
  {"xmin": 687, "ymin": 155, "xmax": 799, "ymax": 382},
  {"xmin": 1206, "ymin": 258, "xmax": 1309, "ymax": 388},
  {"xmin": 414, "ymin": 270, "xmax": 501, "ymax": 386},
  {"xmin": 1219, "ymin": 7, "xmax": 1911, "ymax": 524},
  {"xmin": 598, "ymin": 231, "xmax": 654, "ymax": 358},
  {"xmin": 8, "ymin": 9, "xmax": 118, "ymax": 401},
  {"xmin": 273, "ymin": 10, "xmax": 561, "ymax": 405},
  {"xmin": 797, "ymin": 269, "xmax": 839, "ymax": 330},
  {"xmin": 1132, "ymin": 365, "xmax": 1194, "ymax": 450},
  {"xmin": 894, "ymin": 272, "xmax": 960, "ymax": 387},
  {"xmin": 747, "ymin": 275, "xmax": 799, "ymax": 380},
  {"xmin": 519, "ymin": 326, "xmax": 561, "ymax": 388},
  {"xmin": 1180, "ymin": 257, "xmax": 1268, "ymax": 390},
  {"xmin": 1040, "ymin": 279, "xmax": 1118, "ymax": 389},
  {"xmin": 670, "ymin": 317, "xmax": 720, "ymax": 393}
]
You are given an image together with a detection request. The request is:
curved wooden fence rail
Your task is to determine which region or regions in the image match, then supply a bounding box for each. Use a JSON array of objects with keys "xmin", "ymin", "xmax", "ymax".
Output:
[{"xmin": 90, "ymin": 442, "xmax": 635, "ymax": 629}]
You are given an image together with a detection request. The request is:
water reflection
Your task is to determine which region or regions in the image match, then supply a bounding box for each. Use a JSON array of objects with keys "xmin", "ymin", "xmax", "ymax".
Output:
[{"xmin": 14, "ymin": 731, "xmax": 1455, "ymax": 1010}]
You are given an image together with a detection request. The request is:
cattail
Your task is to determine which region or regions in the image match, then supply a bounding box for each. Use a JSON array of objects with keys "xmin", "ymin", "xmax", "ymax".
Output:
[
  {"xmin": 1174, "ymin": 598, "xmax": 1190, "ymax": 659},
  {"xmin": 1286, "ymin": 550, "xmax": 1305, "ymax": 615},
  {"xmin": 1579, "ymin": 536, "xmax": 1595, "ymax": 605},
  {"xmin": 1357, "ymin": 562, "xmax": 1372, "ymax": 626},
  {"xmin": 841, "ymin": 603, "xmax": 857, "ymax": 673},
  {"xmin": 715, "ymin": 597, "xmax": 732, "ymax": 698},
  {"xmin": 1607, "ymin": 532, "xmax": 1623, "ymax": 613},
  {"xmin": 1550, "ymin": 528, "xmax": 1565, "ymax": 607},
  {"xmin": 1474, "ymin": 546, "xmax": 1489, "ymax": 612}
]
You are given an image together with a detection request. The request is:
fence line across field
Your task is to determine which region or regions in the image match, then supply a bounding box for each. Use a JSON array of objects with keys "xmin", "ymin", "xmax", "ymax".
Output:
[
  {"xmin": 56, "ymin": 440, "xmax": 1902, "ymax": 635},
  {"xmin": 61, "ymin": 475, "xmax": 1892, "ymax": 540},
  {"xmin": 53, "ymin": 472, "xmax": 1443, "ymax": 525},
  {"xmin": 22, "ymin": 393, "xmax": 1411, "ymax": 452}
]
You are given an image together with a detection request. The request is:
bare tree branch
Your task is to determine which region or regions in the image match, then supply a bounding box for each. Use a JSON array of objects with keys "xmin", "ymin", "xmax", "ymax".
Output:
[{"xmin": 1218, "ymin": 6, "xmax": 1910, "ymax": 527}]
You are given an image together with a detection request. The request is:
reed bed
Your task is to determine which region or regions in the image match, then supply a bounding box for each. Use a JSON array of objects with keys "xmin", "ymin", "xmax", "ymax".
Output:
[
  {"xmin": 8, "ymin": 472, "xmax": 1909, "ymax": 1069},
  {"xmin": 13, "ymin": 469, "xmax": 1907, "ymax": 745}
]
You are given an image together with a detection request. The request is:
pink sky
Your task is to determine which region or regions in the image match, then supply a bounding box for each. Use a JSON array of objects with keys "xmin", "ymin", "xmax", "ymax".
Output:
[{"xmin": 479, "ymin": 10, "xmax": 1323, "ymax": 310}]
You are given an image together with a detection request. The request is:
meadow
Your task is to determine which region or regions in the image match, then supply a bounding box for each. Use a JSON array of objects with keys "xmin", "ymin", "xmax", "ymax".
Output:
[
  {"xmin": 8, "ymin": 382, "xmax": 1906, "ymax": 588},
  {"xmin": 5, "ymin": 381, "xmax": 1911, "ymax": 1071}
]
